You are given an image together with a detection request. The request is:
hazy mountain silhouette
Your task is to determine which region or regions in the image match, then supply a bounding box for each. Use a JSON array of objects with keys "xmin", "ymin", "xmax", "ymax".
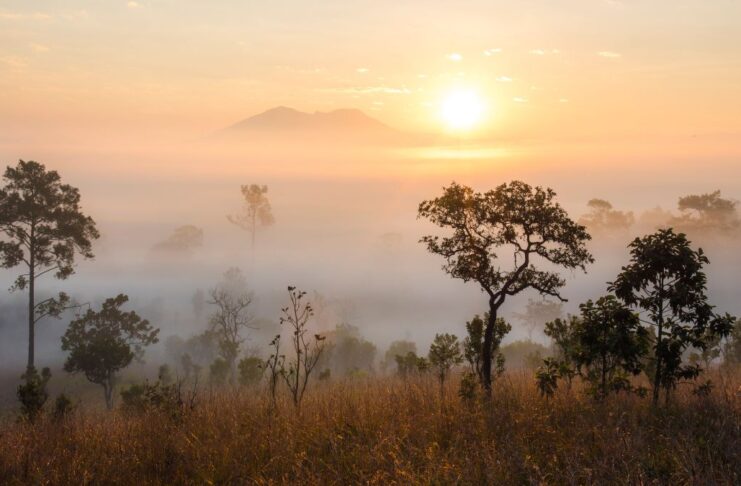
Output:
[{"xmin": 216, "ymin": 106, "xmax": 418, "ymax": 146}]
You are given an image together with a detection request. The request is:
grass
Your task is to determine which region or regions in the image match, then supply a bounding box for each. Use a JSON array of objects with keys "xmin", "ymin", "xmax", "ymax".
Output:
[{"xmin": 0, "ymin": 372, "xmax": 739, "ymax": 485}]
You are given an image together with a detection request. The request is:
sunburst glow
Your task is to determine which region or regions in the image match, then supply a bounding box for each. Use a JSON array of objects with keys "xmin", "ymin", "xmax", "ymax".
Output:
[{"xmin": 440, "ymin": 89, "xmax": 486, "ymax": 131}]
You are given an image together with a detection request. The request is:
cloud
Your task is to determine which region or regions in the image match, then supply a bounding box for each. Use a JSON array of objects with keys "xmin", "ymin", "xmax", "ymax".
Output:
[
  {"xmin": 447, "ymin": 53, "xmax": 463, "ymax": 62},
  {"xmin": 0, "ymin": 10, "xmax": 52, "ymax": 21},
  {"xmin": 30, "ymin": 43, "xmax": 51, "ymax": 53},
  {"xmin": 127, "ymin": 1, "xmax": 141, "ymax": 9},
  {"xmin": 321, "ymin": 86, "xmax": 412, "ymax": 95},
  {"xmin": 513, "ymin": 97, "xmax": 528, "ymax": 103},
  {"xmin": 558, "ymin": 98, "xmax": 569, "ymax": 103},
  {"xmin": 530, "ymin": 49, "xmax": 546, "ymax": 56},
  {"xmin": 483, "ymin": 48, "xmax": 502, "ymax": 56},
  {"xmin": 356, "ymin": 68, "xmax": 369, "ymax": 74},
  {"xmin": 495, "ymin": 76, "xmax": 513, "ymax": 82},
  {"xmin": 0, "ymin": 56, "xmax": 28, "ymax": 70},
  {"xmin": 597, "ymin": 51, "xmax": 621, "ymax": 58}
]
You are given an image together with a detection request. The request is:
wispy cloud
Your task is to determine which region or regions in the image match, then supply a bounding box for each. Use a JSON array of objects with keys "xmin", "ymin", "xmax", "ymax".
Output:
[
  {"xmin": 597, "ymin": 51, "xmax": 621, "ymax": 58},
  {"xmin": 0, "ymin": 56, "xmax": 28, "ymax": 70},
  {"xmin": 447, "ymin": 53, "xmax": 463, "ymax": 62},
  {"xmin": 483, "ymin": 48, "xmax": 502, "ymax": 56},
  {"xmin": 495, "ymin": 76, "xmax": 513, "ymax": 82},
  {"xmin": 321, "ymin": 86, "xmax": 412, "ymax": 95},
  {"xmin": 558, "ymin": 98, "xmax": 569, "ymax": 103},
  {"xmin": 0, "ymin": 10, "xmax": 51, "ymax": 21},
  {"xmin": 30, "ymin": 43, "xmax": 51, "ymax": 53},
  {"xmin": 356, "ymin": 68, "xmax": 369, "ymax": 74},
  {"xmin": 530, "ymin": 49, "xmax": 560, "ymax": 56},
  {"xmin": 127, "ymin": 2, "xmax": 141, "ymax": 9},
  {"xmin": 513, "ymin": 97, "xmax": 528, "ymax": 103}
]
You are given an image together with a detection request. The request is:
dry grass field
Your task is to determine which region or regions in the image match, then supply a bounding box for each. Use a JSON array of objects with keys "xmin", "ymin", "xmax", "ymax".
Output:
[{"xmin": 0, "ymin": 372, "xmax": 739, "ymax": 485}]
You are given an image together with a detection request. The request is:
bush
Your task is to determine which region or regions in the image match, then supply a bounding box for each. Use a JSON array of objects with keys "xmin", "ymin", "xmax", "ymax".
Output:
[{"xmin": 17, "ymin": 367, "xmax": 51, "ymax": 423}]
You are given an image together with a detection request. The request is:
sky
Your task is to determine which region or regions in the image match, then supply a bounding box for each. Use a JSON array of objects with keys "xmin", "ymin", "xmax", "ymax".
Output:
[{"xmin": 1, "ymin": 0, "xmax": 740, "ymax": 144}]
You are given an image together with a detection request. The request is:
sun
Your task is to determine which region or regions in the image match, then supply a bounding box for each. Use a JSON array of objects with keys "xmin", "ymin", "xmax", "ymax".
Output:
[{"xmin": 440, "ymin": 89, "xmax": 486, "ymax": 131}]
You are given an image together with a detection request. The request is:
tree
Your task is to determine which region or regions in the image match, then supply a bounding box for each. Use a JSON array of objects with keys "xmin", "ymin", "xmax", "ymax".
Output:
[
  {"xmin": 61, "ymin": 294, "xmax": 159, "ymax": 409},
  {"xmin": 578, "ymin": 199, "xmax": 634, "ymax": 234},
  {"xmin": 152, "ymin": 225, "xmax": 204, "ymax": 253},
  {"xmin": 543, "ymin": 316, "xmax": 581, "ymax": 387},
  {"xmin": 317, "ymin": 323, "xmax": 377, "ymax": 375},
  {"xmin": 395, "ymin": 351, "xmax": 429, "ymax": 376},
  {"xmin": 419, "ymin": 181, "xmax": 593, "ymax": 393},
  {"xmin": 238, "ymin": 356, "xmax": 264, "ymax": 386},
  {"xmin": 463, "ymin": 314, "xmax": 510, "ymax": 382},
  {"xmin": 279, "ymin": 286, "xmax": 325, "ymax": 408},
  {"xmin": 17, "ymin": 366, "xmax": 51, "ymax": 422},
  {"xmin": 609, "ymin": 228, "xmax": 735, "ymax": 404},
  {"xmin": 671, "ymin": 190, "xmax": 739, "ymax": 235},
  {"xmin": 512, "ymin": 299, "xmax": 563, "ymax": 340},
  {"xmin": 572, "ymin": 296, "xmax": 649, "ymax": 399},
  {"xmin": 228, "ymin": 184, "xmax": 275, "ymax": 251},
  {"xmin": 428, "ymin": 333, "xmax": 463, "ymax": 397},
  {"xmin": 382, "ymin": 340, "xmax": 417, "ymax": 373},
  {"xmin": 207, "ymin": 268, "xmax": 255, "ymax": 383},
  {"xmin": 0, "ymin": 160, "xmax": 99, "ymax": 373}
]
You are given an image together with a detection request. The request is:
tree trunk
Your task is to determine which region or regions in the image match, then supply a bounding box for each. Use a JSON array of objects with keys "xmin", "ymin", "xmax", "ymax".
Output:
[
  {"xmin": 481, "ymin": 304, "xmax": 498, "ymax": 395},
  {"xmin": 652, "ymin": 322, "xmax": 663, "ymax": 406},
  {"xmin": 104, "ymin": 379, "xmax": 114, "ymax": 410},
  {"xmin": 26, "ymin": 239, "xmax": 35, "ymax": 374}
]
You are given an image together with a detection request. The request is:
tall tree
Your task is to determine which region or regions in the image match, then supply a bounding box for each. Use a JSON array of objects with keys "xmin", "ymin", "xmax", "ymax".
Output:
[
  {"xmin": 207, "ymin": 268, "xmax": 255, "ymax": 383},
  {"xmin": 227, "ymin": 184, "xmax": 275, "ymax": 251},
  {"xmin": 419, "ymin": 181, "xmax": 593, "ymax": 393},
  {"xmin": 512, "ymin": 299, "xmax": 564, "ymax": 340},
  {"xmin": 609, "ymin": 228, "xmax": 735, "ymax": 404},
  {"xmin": 0, "ymin": 160, "xmax": 99, "ymax": 373},
  {"xmin": 61, "ymin": 294, "xmax": 159, "ymax": 409}
]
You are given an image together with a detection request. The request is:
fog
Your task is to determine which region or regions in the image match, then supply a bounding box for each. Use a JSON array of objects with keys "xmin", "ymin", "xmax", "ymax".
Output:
[{"xmin": 1, "ymin": 128, "xmax": 740, "ymax": 388}]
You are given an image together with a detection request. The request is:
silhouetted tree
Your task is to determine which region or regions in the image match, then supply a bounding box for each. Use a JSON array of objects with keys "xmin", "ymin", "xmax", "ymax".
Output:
[
  {"xmin": 671, "ymin": 190, "xmax": 739, "ymax": 235},
  {"xmin": 17, "ymin": 366, "xmax": 51, "ymax": 422},
  {"xmin": 463, "ymin": 314, "xmax": 510, "ymax": 382},
  {"xmin": 419, "ymin": 181, "xmax": 593, "ymax": 393},
  {"xmin": 610, "ymin": 229, "xmax": 735, "ymax": 405},
  {"xmin": 572, "ymin": 296, "xmax": 649, "ymax": 399},
  {"xmin": 279, "ymin": 286, "xmax": 325, "ymax": 408},
  {"xmin": 0, "ymin": 160, "xmax": 99, "ymax": 373},
  {"xmin": 578, "ymin": 199, "xmax": 634, "ymax": 234},
  {"xmin": 61, "ymin": 294, "xmax": 159, "ymax": 409},
  {"xmin": 207, "ymin": 268, "xmax": 255, "ymax": 383},
  {"xmin": 512, "ymin": 299, "xmax": 563, "ymax": 340},
  {"xmin": 429, "ymin": 333, "xmax": 463, "ymax": 397},
  {"xmin": 228, "ymin": 184, "xmax": 275, "ymax": 251}
]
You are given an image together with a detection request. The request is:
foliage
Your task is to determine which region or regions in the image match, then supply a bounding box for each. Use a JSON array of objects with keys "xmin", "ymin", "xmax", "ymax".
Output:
[
  {"xmin": 52, "ymin": 394, "xmax": 74, "ymax": 422},
  {"xmin": 238, "ymin": 356, "xmax": 264, "ymax": 386},
  {"xmin": 463, "ymin": 314, "xmax": 509, "ymax": 381},
  {"xmin": 428, "ymin": 333, "xmax": 463, "ymax": 394},
  {"xmin": 61, "ymin": 294, "xmax": 159, "ymax": 409},
  {"xmin": 419, "ymin": 181, "xmax": 593, "ymax": 391},
  {"xmin": 578, "ymin": 199, "xmax": 634, "ymax": 234},
  {"xmin": 152, "ymin": 225, "xmax": 204, "ymax": 253},
  {"xmin": 209, "ymin": 358, "xmax": 229, "ymax": 386},
  {"xmin": 671, "ymin": 190, "xmax": 740, "ymax": 235},
  {"xmin": 512, "ymin": 299, "xmax": 563, "ymax": 340},
  {"xmin": 499, "ymin": 340, "xmax": 550, "ymax": 370},
  {"xmin": 17, "ymin": 367, "xmax": 51, "ymax": 422},
  {"xmin": 609, "ymin": 228, "xmax": 735, "ymax": 404},
  {"xmin": 382, "ymin": 340, "xmax": 417, "ymax": 373},
  {"xmin": 0, "ymin": 160, "xmax": 99, "ymax": 371},
  {"xmin": 227, "ymin": 184, "xmax": 275, "ymax": 250},
  {"xmin": 120, "ymin": 380, "xmax": 193, "ymax": 420},
  {"xmin": 395, "ymin": 351, "xmax": 429, "ymax": 376},
  {"xmin": 317, "ymin": 323, "xmax": 377, "ymax": 376}
]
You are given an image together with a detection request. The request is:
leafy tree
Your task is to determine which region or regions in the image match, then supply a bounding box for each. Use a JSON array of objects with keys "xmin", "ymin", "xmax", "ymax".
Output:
[
  {"xmin": 543, "ymin": 316, "xmax": 581, "ymax": 387},
  {"xmin": 279, "ymin": 286, "xmax": 325, "ymax": 408},
  {"xmin": 428, "ymin": 333, "xmax": 463, "ymax": 396},
  {"xmin": 17, "ymin": 366, "xmax": 51, "ymax": 422},
  {"xmin": 573, "ymin": 296, "xmax": 649, "ymax": 399},
  {"xmin": 317, "ymin": 323, "xmax": 377, "ymax": 375},
  {"xmin": 0, "ymin": 160, "xmax": 99, "ymax": 372},
  {"xmin": 419, "ymin": 181, "xmax": 593, "ymax": 393},
  {"xmin": 207, "ymin": 268, "xmax": 255, "ymax": 383},
  {"xmin": 152, "ymin": 225, "xmax": 204, "ymax": 253},
  {"xmin": 578, "ymin": 199, "xmax": 634, "ymax": 234},
  {"xmin": 238, "ymin": 356, "xmax": 264, "ymax": 386},
  {"xmin": 671, "ymin": 190, "xmax": 739, "ymax": 235},
  {"xmin": 395, "ymin": 351, "xmax": 429, "ymax": 376},
  {"xmin": 513, "ymin": 299, "xmax": 563, "ymax": 340},
  {"xmin": 610, "ymin": 229, "xmax": 735, "ymax": 404},
  {"xmin": 382, "ymin": 340, "xmax": 417, "ymax": 373},
  {"xmin": 228, "ymin": 184, "xmax": 275, "ymax": 251},
  {"xmin": 61, "ymin": 294, "xmax": 159, "ymax": 409},
  {"xmin": 209, "ymin": 358, "xmax": 229, "ymax": 386},
  {"xmin": 463, "ymin": 314, "xmax": 509, "ymax": 382}
]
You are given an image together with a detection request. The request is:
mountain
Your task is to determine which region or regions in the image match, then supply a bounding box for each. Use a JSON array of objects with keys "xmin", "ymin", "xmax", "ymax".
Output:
[{"xmin": 217, "ymin": 106, "xmax": 410, "ymax": 145}]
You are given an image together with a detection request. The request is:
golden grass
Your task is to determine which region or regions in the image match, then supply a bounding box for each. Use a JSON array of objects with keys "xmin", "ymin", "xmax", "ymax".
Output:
[{"xmin": 0, "ymin": 373, "xmax": 739, "ymax": 485}]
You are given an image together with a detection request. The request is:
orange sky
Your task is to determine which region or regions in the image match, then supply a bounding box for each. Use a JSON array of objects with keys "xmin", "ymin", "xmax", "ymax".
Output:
[{"xmin": 1, "ymin": 0, "xmax": 740, "ymax": 145}]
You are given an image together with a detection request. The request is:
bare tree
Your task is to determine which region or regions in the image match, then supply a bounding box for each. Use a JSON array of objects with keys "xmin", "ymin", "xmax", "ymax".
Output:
[
  {"xmin": 207, "ymin": 268, "xmax": 255, "ymax": 383},
  {"xmin": 279, "ymin": 286, "xmax": 325, "ymax": 408},
  {"xmin": 228, "ymin": 184, "xmax": 275, "ymax": 251}
]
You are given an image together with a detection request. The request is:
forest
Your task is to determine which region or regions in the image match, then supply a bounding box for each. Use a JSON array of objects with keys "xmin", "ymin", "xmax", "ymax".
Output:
[{"xmin": 0, "ymin": 159, "xmax": 739, "ymax": 485}]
